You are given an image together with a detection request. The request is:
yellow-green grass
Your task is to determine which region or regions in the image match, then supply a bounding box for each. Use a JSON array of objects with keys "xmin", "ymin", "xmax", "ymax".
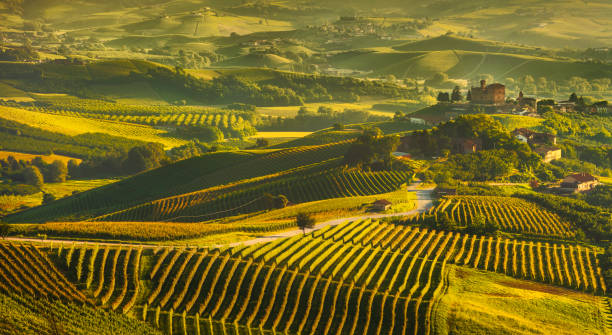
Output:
[
  {"xmin": 250, "ymin": 131, "xmax": 313, "ymax": 139},
  {"xmin": 329, "ymin": 48, "xmax": 612, "ymax": 80},
  {"xmin": 216, "ymin": 53, "xmax": 294, "ymax": 68},
  {"xmin": 490, "ymin": 114, "xmax": 544, "ymax": 131},
  {"xmin": 0, "ymin": 179, "xmax": 116, "ymax": 214},
  {"xmin": 223, "ymin": 188, "xmax": 416, "ymax": 226},
  {"xmin": 256, "ymin": 100, "xmax": 392, "ymax": 118},
  {"xmin": 599, "ymin": 176, "xmax": 612, "ymax": 185},
  {"xmin": 0, "ymin": 105, "xmax": 188, "ymax": 148},
  {"xmin": 434, "ymin": 265, "xmax": 606, "ymax": 335},
  {"xmin": 0, "ymin": 82, "xmax": 33, "ymax": 102},
  {"xmin": 394, "ymin": 34, "xmax": 536, "ymax": 53},
  {"xmin": 0, "ymin": 151, "xmax": 82, "ymax": 164}
]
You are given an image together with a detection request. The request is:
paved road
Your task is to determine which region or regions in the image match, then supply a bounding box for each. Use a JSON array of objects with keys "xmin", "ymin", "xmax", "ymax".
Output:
[{"xmin": 5, "ymin": 183, "xmax": 435, "ymax": 249}]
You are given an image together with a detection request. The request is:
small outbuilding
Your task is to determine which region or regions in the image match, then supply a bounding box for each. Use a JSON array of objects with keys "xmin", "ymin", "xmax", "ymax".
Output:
[{"xmin": 372, "ymin": 199, "xmax": 392, "ymax": 211}]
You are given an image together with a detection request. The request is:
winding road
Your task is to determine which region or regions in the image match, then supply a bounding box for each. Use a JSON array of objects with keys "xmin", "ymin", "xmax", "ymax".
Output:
[{"xmin": 5, "ymin": 183, "xmax": 435, "ymax": 249}]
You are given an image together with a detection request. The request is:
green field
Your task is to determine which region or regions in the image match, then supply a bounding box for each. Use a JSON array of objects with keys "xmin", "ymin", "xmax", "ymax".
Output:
[{"xmin": 0, "ymin": 105, "xmax": 187, "ymax": 148}]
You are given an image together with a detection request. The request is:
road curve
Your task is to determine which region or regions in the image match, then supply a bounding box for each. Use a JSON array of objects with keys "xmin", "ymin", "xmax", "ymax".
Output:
[{"xmin": 5, "ymin": 183, "xmax": 435, "ymax": 249}]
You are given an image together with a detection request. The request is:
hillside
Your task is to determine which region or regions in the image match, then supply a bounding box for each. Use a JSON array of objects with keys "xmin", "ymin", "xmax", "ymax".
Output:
[
  {"xmin": 4, "ymin": 141, "xmax": 352, "ymax": 223},
  {"xmin": 329, "ymin": 48, "xmax": 612, "ymax": 81}
]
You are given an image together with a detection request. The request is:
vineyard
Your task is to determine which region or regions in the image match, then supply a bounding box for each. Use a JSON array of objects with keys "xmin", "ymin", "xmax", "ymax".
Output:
[
  {"xmin": 0, "ymin": 242, "xmax": 89, "ymax": 305},
  {"xmin": 423, "ymin": 196, "xmax": 575, "ymax": 238},
  {"xmin": 53, "ymin": 244, "xmax": 143, "ymax": 313},
  {"xmin": 4, "ymin": 98, "xmax": 259, "ymax": 138},
  {"xmin": 5, "ymin": 141, "xmax": 353, "ymax": 223},
  {"xmin": 0, "ymin": 293, "xmax": 159, "ymax": 335},
  {"xmin": 0, "ymin": 216, "xmax": 608, "ymax": 335},
  {"xmin": 123, "ymin": 220, "xmax": 604, "ymax": 334},
  {"xmin": 93, "ymin": 169, "xmax": 410, "ymax": 222}
]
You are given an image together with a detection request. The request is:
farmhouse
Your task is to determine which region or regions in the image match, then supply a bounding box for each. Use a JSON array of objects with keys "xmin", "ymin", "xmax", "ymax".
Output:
[
  {"xmin": 533, "ymin": 145, "xmax": 562, "ymax": 163},
  {"xmin": 512, "ymin": 128, "xmax": 557, "ymax": 145},
  {"xmin": 560, "ymin": 173, "xmax": 599, "ymax": 192},
  {"xmin": 455, "ymin": 138, "xmax": 482, "ymax": 154},
  {"xmin": 470, "ymin": 80, "xmax": 505, "ymax": 105},
  {"xmin": 372, "ymin": 199, "xmax": 392, "ymax": 211}
]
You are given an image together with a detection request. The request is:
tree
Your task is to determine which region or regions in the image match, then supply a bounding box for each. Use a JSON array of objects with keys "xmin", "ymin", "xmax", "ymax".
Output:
[
  {"xmin": 256, "ymin": 138, "xmax": 269, "ymax": 147},
  {"xmin": 42, "ymin": 193, "xmax": 56, "ymax": 205},
  {"xmin": 451, "ymin": 86, "xmax": 463, "ymax": 102},
  {"xmin": 332, "ymin": 123, "xmax": 345, "ymax": 130},
  {"xmin": 0, "ymin": 222, "xmax": 10, "ymax": 239},
  {"xmin": 466, "ymin": 90, "xmax": 472, "ymax": 101},
  {"xmin": 437, "ymin": 92, "xmax": 450, "ymax": 103},
  {"xmin": 23, "ymin": 165, "xmax": 43, "ymax": 187},
  {"xmin": 274, "ymin": 195, "xmax": 289, "ymax": 209},
  {"xmin": 296, "ymin": 212, "xmax": 315, "ymax": 235},
  {"xmin": 569, "ymin": 93, "xmax": 578, "ymax": 103},
  {"xmin": 47, "ymin": 160, "xmax": 68, "ymax": 183},
  {"xmin": 122, "ymin": 143, "xmax": 167, "ymax": 174}
]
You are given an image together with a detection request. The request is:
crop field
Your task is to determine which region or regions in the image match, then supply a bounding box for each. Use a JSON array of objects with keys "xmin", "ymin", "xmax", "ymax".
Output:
[
  {"xmin": 18, "ymin": 97, "xmax": 258, "ymax": 138},
  {"xmin": 0, "ymin": 242, "xmax": 89, "ymax": 304},
  {"xmin": 425, "ymin": 196, "xmax": 575, "ymax": 238},
  {"xmin": 0, "ymin": 105, "xmax": 187, "ymax": 148},
  {"xmin": 28, "ymin": 219, "xmax": 605, "ymax": 334},
  {"xmin": 5, "ymin": 141, "xmax": 354, "ymax": 223},
  {"xmin": 92, "ymin": 168, "xmax": 410, "ymax": 223}
]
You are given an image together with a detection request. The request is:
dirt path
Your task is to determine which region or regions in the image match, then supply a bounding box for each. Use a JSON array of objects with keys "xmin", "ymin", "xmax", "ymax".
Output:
[
  {"xmin": 5, "ymin": 183, "xmax": 435, "ymax": 249},
  {"xmin": 228, "ymin": 182, "xmax": 435, "ymax": 246}
]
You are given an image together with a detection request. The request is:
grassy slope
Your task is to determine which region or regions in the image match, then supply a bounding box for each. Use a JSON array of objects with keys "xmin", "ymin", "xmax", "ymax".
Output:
[
  {"xmin": 5, "ymin": 141, "xmax": 351, "ymax": 222},
  {"xmin": 329, "ymin": 49, "xmax": 612, "ymax": 80},
  {"xmin": 0, "ymin": 105, "xmax": 187, "ymax": 148},
  {"xmin": 0, "ymin": 179, "xmax": 116, "ymax": 215},
  {"xmin": 394, "ymin": 35, "xmax": 536, "ymax": 54},
  {"xmin": 0, "ymin": 150, "xmax": 82, "ymax": 164},
  {"xmin": 434, "ymin": 265, "xmax": 606, "ymax": 335},
  {"xmin": 490, "ymin": 115, "xmax": 544, "ymax": 131}
]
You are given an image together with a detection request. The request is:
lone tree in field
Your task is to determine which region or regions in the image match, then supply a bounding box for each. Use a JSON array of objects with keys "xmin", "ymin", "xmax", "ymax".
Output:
[
  {"xmin": 0, "ymin": 222, "xmax": 10, "ymax": 240},
  {"xmin": 296, "ymin": 212, "xmax": 315, "ymax": 235}
]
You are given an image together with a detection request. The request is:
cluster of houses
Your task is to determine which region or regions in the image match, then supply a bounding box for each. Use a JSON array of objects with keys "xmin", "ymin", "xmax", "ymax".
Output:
[{"xmin": 511, "ymin": 128, "xmax": 561, "ymax": 163}]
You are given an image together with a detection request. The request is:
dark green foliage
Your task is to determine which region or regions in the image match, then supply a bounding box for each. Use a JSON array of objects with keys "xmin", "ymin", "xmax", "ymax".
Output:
[
  {"xmin": 42, "ymin": 193, "xmax": 56, "ymax": 204},
  {"xmin": 255, "ymin": 138, "xmax": 270, "ymax": 148},
  {"xmin": 46, "ymin": 160, "xmax": 68, "ymax": 183},
  {"xmin": 122, "ymin": 143, "xmax": 167, "ymax": 175},
  {"xmin": 451, "ymin": 86, "xmax": 463, "ymax": 102},
  {"xmin": 262, "ymin": 108, "xmax": 389, "ymax": 132},
  {"xmin": 583, "ymin": 185, "xmax": 612, "ymax": 208},
  {"xmin": 464, "ymin": 214, "xmax": 500, "ymax": 235},
  {"xmin": 344, "ymin": 128, "xmax": 399, "ymax": 169},
  {"xmin": 0, "ymin": 222, "xmax": 10, "ymax": 239},
  {"xmin": 23, "ymin": 166, "xmax": 43, "ymax": 187},
  {"xmin": 296, "ymin": 212, "xmax": 316, "ymax": 234}
]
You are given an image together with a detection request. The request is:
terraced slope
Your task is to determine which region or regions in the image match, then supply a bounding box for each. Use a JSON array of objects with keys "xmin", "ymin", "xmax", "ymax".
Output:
[
  {"xmin": 422, "ymin": 196, "xmax": 575, "ymax": 238},
  {"xmin": 5, "ymin": 141, "xmax": 351, "ymax": 223},
  {"xmin": 93, "ymin": 169, "xmax": 409, "ymax": 222},
  {"xmin": 0, "ymin": 242, "xmax": 89, "ymax": 304},
  {"xmin": 40, "ymin": 220, "xmax": 599, "ymax": 334}
]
